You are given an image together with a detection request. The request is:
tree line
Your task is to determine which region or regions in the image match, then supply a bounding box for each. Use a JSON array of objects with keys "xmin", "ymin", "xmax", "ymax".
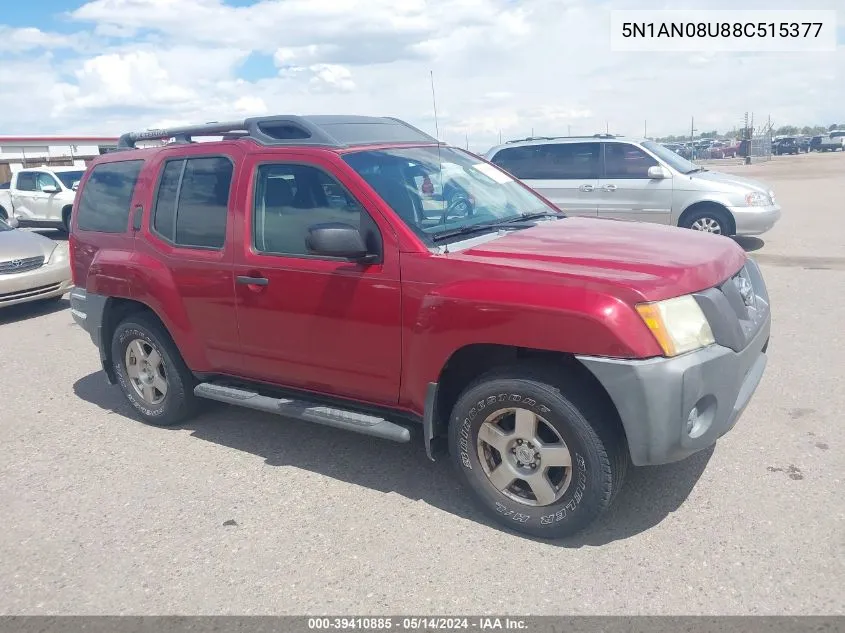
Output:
[{"xmin": 655, "ymin": 123, "xmax": 843, "ymax": 142}]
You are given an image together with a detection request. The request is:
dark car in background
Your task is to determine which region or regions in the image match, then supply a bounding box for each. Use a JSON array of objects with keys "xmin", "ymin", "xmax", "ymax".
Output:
[{"xmin": 774, "ymin": 137, "xmax": 799, "ymax": 155}]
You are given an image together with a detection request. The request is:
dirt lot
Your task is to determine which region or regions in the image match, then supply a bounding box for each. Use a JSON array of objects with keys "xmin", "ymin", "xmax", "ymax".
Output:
[{"xmin": 1, "ymin": 151, "xmax": 843, "ymax": 615}]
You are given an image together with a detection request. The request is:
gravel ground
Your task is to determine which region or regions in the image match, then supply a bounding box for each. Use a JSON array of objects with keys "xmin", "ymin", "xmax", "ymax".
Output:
[{"xmin": 1, "ymin": 151, "xmax": 843, "ymax": 615}]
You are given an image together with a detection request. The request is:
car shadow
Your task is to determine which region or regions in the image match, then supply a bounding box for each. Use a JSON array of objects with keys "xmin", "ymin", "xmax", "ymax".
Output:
[
  {"xmin": 72, "ymin": 370, "xmax": 713, "ymax": 547},
  {"xmin": 732, "ymin": 236, "xmax": 765, "ymax": 252},
  {"xmin": 0, "ymin": 296, "xmax": 68, "ymax": 324}
]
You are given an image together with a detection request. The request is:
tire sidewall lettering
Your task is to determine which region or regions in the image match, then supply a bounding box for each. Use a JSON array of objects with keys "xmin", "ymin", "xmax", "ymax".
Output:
[
  {"xmin": 115, "ymin": 326, "xmax": 168, "ymax": 418},
  {"xmin": 454, "ymin": 387, "xmax": 594, "ymax": 531}
]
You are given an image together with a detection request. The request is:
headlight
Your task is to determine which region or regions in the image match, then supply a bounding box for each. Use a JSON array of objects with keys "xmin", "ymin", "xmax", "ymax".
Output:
[
  {"xmin": 45, "ymin": 244, "xmax": 67, "ymax": 266},
  {"xmin": 745, "ymin": 191, "xmax": 771, "ymax": 206},
  {"xmin": 635, "ymin": 295, "xmax": 715, "ymax": 357}
]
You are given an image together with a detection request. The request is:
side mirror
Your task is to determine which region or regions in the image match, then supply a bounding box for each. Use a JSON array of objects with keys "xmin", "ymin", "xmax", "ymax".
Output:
[
  {"xmin": 41, "ymin": 185, "xmax": 59, "ymax": 194},
  {"xmin": 306, "ymin": 222, "xmax": 376, "ymax": 262},
  {"xmin": 71, "ymin": 182, "xmax": 80, "ymax": 191},
  {"xmin": 647, "ymin": 166, "xmax": 669, "ymax": 179},
  {"xmin": 5, "ymin": 216, "xmax": 19, "ymax": 229}
]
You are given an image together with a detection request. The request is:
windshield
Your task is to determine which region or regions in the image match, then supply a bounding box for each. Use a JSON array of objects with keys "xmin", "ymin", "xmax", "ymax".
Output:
[
  {"xmin": 55, "ymin": 170, "xmax": 85, "ymax": 189},
  {"xmin": 343, "ymin": 145, "xmax": 555, "ymax": 243},
  {"xmin": 643, "ymin": 140, "xmax": 700, "ymax": 174}
]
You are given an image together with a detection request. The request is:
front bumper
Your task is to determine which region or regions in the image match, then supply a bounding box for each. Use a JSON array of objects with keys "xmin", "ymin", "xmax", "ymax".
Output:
[
  {"xmin": 577, "ymin": 258, "xmax": 771, "ymax": 466},
  {"xmin": 0, "ymin": 264, "xmax": 73, "ymax": 308},
  {"xmin": 728, "ymin": 204, "xmax": 781, "ymax": 236}
]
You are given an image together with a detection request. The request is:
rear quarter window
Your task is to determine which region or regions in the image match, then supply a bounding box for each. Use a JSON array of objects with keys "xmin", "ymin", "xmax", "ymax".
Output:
[{"xmin": 77, "ymin": 160, "xmax": 144, "ymax": 233}]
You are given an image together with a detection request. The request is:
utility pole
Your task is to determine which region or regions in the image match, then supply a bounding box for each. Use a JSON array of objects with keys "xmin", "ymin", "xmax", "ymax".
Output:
[
  {"xmin": 568, "ymin": 125, "xmax": 571, "ymax": 136},
  {"xmin": 606, "ymin": 121, "xmax": 609, "ymax": 134},
  {"xmin": 498, "ymin": 129, "xmax": 502, "ymax": 144},
  {"xmin": 644, "ymin": 120, "xmax": 647, "ymax": 139},
  {"xmin": 465, "ymin": 133, "xmax": 469, "ymax": 150}
]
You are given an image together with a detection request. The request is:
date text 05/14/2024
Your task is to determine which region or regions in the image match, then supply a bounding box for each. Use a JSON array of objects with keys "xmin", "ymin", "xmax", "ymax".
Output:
[{"xmin": 307, "ymin": 617, "xmax": 528, "ymax": 630}]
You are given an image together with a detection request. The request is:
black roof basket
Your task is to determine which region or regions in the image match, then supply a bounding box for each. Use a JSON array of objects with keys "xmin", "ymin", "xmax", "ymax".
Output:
[{"xmin": 116, "ymin": 115, "xmax": 440, "ymax": 150}]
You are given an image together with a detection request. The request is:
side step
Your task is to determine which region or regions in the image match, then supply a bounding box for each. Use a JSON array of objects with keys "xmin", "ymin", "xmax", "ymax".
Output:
[{"xmin": 194, "ymin": 383, "xmax": 411, "ymax": 443}]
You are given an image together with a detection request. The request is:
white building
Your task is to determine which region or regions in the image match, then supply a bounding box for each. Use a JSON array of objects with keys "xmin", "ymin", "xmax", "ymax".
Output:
[{"xmin": 0, "ymin": 136, "xmax": 119, "ymax": 183}]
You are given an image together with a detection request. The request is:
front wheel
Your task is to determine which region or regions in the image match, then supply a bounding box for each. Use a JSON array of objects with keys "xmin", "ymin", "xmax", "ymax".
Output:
[
  {"xmin": 681, "ymin": 207, "xmax": 732, "ymax": 236},
  {"xmin": 448, "ymin": 367, "xmax": 627, "ymax": 538},
  {"xmin": 111, "ymin": 313, "xmax": 200, "ymax": 426}
]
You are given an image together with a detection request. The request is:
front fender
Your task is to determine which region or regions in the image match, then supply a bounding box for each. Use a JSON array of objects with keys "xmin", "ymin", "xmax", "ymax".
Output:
[{"xmin": 400, "ymin": 279, "xmax": 662, "ymax": 413}]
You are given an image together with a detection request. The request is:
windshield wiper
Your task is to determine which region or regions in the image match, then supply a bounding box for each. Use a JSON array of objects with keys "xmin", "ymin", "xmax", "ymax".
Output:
[
  {"xmin": 502, "ymin": 210, "xmax": 563, "ymax": 223},
  {"xmin": 431, "ymin": 222, "xmax": 506, "ymax": 242}
]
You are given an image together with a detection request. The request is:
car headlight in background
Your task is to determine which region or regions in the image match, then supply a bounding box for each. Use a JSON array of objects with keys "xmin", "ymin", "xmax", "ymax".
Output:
[
  {"xmin": 745, "ymin": 191, "xmax": 772, "ymax": 207},
  {"xmin": 45, "ymin": 244, "xmax": 68, "ymax": 266},
  {"xmin": 636, "ymin": 295, "xmax": 715, "ymax": 357}
]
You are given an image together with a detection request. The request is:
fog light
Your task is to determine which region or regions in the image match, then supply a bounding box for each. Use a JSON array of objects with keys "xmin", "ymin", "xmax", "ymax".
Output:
[
  {"xmin": 686, "ymin": 395, "xmax": 717, "ymax": 439},
  {"xmin": 686, "ymin": 407, "xmax": 699, "ymax": 433}
]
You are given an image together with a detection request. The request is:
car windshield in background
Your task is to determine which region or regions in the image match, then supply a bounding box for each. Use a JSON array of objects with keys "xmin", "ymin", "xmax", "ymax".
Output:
[
  {"xmin": 343, "ymin": 145, "xmax": 554, "ymax": 244},
  {"xmin": 644, "ymin": 140, "xmax": 700, "ymax": 174},
  {"xmin": 55, "ymin": 171, "xmax": 85, "ymax": 189}
]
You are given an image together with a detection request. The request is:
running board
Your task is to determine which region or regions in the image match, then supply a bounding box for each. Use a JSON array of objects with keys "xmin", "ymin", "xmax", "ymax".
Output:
[{"xmin": 194, "ymin": 383, "xmax": 411, "ymax": 443}]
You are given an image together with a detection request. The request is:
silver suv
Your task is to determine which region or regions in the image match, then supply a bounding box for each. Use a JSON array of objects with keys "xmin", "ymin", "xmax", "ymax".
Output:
[{"xmin": 484, "ymin": 135, "xmax": 781, "ymax": 236}]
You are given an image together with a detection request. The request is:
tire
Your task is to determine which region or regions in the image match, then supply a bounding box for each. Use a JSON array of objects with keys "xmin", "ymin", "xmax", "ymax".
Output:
[
  {"xmin": 448, "ymin": 365, "xmax": 628, "ymax": 539},
  {"xmin": 680, "ymin": 206, "xmax": 733, "ymax": 236},
  {"xmin": 111, "ymin": 312, "xmax": 200, "ymax": 426},
  {"xmin": 62, "ymin": 207, "xmax": 72, "ymax": 233}
]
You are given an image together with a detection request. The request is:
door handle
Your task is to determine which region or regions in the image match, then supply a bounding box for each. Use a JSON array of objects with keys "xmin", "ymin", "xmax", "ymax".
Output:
[
  {"xmin": 237, "ymin": 275, "xmax": 269, "ymax": 286},
  {"xmin": 579, "ymin": 184, "xmax": 594, "ymax": 192},
  {"xmin": 601, "ymin": 184, "xmax": 617, "ymax": 192},
  {"xmin": 131, "ymin": 205, "xmax": 143, "ymax": 231}
]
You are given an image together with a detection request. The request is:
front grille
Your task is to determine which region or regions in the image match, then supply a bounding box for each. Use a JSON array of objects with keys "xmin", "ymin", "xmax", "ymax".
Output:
[
  {"xmin": 694, "ymin": 259, "xmax": 770, "ymax": 352},
  {"xmin": 0, "ymin": 282, "xmax": 62, "ymax": 303},
  {"xmin": 0, "ymin": 255, "xmax": 45, "ymax": 275}
]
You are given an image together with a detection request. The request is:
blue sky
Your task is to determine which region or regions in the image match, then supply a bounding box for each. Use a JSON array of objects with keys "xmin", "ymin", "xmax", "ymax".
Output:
[{"xmin": 0, "ymin": 0, "xmax": 842, "ymax": 149}]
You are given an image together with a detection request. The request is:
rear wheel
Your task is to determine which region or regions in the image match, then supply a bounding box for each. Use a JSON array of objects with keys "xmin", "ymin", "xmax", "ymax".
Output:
[
  {"xmin": 448, "ymin": 366, "xmax": 628, "ymax": 538},
  {"xmin": 111, "ymin": 313, "xmax": 200, "ymax": 426}
]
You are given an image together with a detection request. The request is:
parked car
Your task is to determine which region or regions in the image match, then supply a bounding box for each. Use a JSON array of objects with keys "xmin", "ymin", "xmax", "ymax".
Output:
[
  {"xmin": 813, "ymin": 133, "xmax": 845, "ymax": 152},
  {"xmin": 719, "ymin": 141, "xmax": 741, "ymax": 158},
  {"xmin": 485, "ymin": 135, "xmax": 781, "ymax": 236},
  {"xmin": 0, "ymin": 166, "xmax": 86, "ymax": 232},
  {"xmin": 774, "ymin": 137, "xmax": 800, "ymax": 155},
  {"xmin": 0, "ymin": 217, "xmax": 73, "ymax": 308},
  {"xmin": 68, "ymin": 114, "xmax": 771, "ymax": 539},
  {"xmin": 795, "ymin": 136, "xmax": 810, "ymax": 152}
]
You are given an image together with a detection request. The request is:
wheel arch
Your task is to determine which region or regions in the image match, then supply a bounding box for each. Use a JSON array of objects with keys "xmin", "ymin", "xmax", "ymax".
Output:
[
  {"xmin": 430, "ymin": 343, "xmax": 627, "ymax": 454},
  {"xmin": 99, "ymin": 297, "xmax": 174, "ymax": 383}
]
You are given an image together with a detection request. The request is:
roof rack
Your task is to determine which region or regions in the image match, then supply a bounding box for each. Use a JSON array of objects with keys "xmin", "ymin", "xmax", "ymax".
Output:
[
  {"xmin": 116, "ymin": 115, "xmax": 440, "ymax": 150},
  {"xmin": 503, "ymin": 133, "xmax": 621, "ymax": 145}
]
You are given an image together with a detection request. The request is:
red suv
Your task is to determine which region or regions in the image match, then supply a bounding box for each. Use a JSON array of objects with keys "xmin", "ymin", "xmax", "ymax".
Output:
[{"xmin": 69, "ymin": 115, "xmax": 771, "ymax": 538}]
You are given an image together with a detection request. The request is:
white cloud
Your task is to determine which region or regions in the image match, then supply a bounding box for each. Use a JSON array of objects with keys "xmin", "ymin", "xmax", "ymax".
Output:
[
  {"xmin": 0, "ymin": 0, "xmax": 840, "ymax": 149},
  {"xmin": 0, "ymin": 27, "xmax": 82, "ymax": 53}
]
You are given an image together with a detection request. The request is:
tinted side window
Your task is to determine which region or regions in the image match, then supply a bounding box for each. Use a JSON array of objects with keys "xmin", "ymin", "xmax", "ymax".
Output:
[
  {"xmin": 76, "ymin": 160, "xmax": 144, "ymax": 233},
  {"xmin": 16, "ymin": 172, "xmax": 37, "ymax": 191},
  {"xmin": 488, "ymin": 146, "xmax": 541, "ymax": 179},
  {"xmin": 36, "ymin": 172, "xmax": 59, "ymax": 191},
  {"xmin": 253, "ymin": 164, "xmax": 363, "ymax": 257},
  {"xmin": 152, "ymin": 160, "xmax": 182, "ymax": 238},
  {"xmin": 604, "ymin": 143, "xmax": 658, "ymax": 179},
  {"xmin": 151, "ymin": 157, "xmax": 232, "ymax": 249},
  {"xmin": 535, "ymin": 143, "xmax": 600, "ymax": 179}
]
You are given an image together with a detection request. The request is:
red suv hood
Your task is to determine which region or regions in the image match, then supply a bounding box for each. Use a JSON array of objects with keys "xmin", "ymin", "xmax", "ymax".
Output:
[{"xmin": 454, "ymin": 217, "xmax": 747, "ymax": 302}]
